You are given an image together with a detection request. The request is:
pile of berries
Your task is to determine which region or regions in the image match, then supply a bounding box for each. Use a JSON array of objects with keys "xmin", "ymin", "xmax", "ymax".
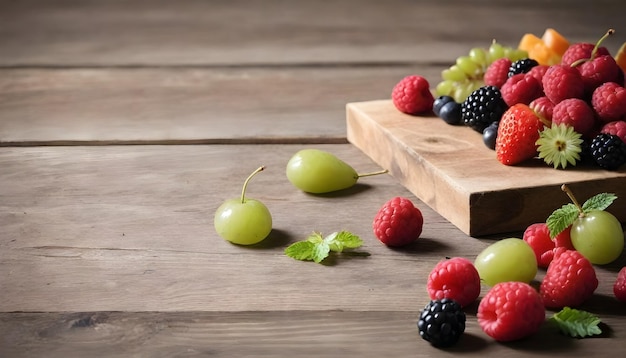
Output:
[{"xmin": 394, "ymin": 29, "xmax": 626, "ymax": 171}]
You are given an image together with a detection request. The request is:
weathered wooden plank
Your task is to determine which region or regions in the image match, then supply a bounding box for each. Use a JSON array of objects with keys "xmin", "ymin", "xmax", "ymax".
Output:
[
  {"xmin": 0, "ymin": 67, "xmax": 441, "ymax": 144},
  {"xmin": 1, "ymin": 310, "xmax": 626, "ymax": 358},
  {"xmin": 346, "ymin": 100, "xmax": 626, "ymax": 236},
  {"xmin": 1, "ymin": 0, "xmax": 624, "ymax": 67}
]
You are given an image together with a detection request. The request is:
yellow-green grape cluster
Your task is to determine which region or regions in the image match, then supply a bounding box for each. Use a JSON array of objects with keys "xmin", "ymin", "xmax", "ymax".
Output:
[{"xmin": 435, "ymin": 41, "xmax": 528, "ymax": 103}]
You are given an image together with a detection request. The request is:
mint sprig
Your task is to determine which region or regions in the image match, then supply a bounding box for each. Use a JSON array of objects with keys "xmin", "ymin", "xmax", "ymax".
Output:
[
  {"xmin": 546, "ymin": 185, "xmax": 617, "ymax": 238},
  {"xmin": 550, "ymin": 307, "xmax": 602, "ymax": 338},
  {"xmin": 285, "ymin": 231, "xmax": 363, "ymax": 263}
]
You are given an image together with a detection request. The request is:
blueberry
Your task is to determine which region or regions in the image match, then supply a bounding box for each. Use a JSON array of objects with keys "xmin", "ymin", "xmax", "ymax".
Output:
[
  {"xmin": 482, "ymin": 122, "xmax": 499, "ymax": 150},
  {"xmin": 433, "ymin": 95, "xmax": 455, "ymax": 117},
  {"xmin": 438, "ymin": 101, "xmax": 462, "ymax": 125}
]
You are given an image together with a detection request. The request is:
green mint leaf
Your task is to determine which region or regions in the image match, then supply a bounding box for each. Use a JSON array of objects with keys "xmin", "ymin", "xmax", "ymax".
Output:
[
  {"xmin": 546, "ymin": 203, "xmax": 579, "ymax": 238},
  {"xmin": 581, "ymin": 193, "xmax": 617, "ymax": 213},
  {"xmin": 306, "ymin": 232, "xmax": 324, "ymax": 244},
  {"xmin": 334, "ymin": 231, "xmax": 363, "ymax": 249},
  {"xmin": 324, "ymin": 232, "xmax": 343, "ymax": 252},
  {"xmin": 284, "ymin": 241, "xmax": 316, "ymax": 261},
  {"xmin": 550, "ymin": 307, "xmax": 602, "ymax": 338},
  {"xmin": 312, "ymin": 241, "xmax": 330, "ymax": 263}
]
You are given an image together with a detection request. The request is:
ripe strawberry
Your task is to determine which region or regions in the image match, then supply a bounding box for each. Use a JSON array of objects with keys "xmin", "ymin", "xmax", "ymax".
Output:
[
  {"xmin": 484, "ymin": 58, "xmax": 512, "ymax": 88},
  {"xmin": 542, "ymin": 64, "xmax": 585, "ymax": 104},
  {"xmin": 372, "ymin": 196, "xmax": 423, "ymax": 247},
  {"xmin": 614, "ymin": 267, "xmax": 626, "ymax": 303},
  {"xmin": 391, "ymin": 75, "xmax": 434, "ymax": 115},
  {"xmin": 592, "ymin": 82, "xmax": 626, "ymax": 123},
  {"xmin": 601, "ymin": 120, "xmax": 626, "ymax": 144},
  {"xmin": 427, "ymin": 257, "xmax": 481, "ymax": 308},
  {"xmin": 495, "ymin": 103, "xmax": 546, "ymax": 165},
  {"xmin": 540, "ymin": 249, "xmax": 598, "ymax": 309},
  {"xmin": 552, "ymin": 98, "xmax": 596, "ymax": 138},
  {"xmin": 500, "ymin": 73, "xmax": 543, "ymax": 106},
  {"xmin": 478, "ymin": 281, "xmax": 545, "ymax": 342}
]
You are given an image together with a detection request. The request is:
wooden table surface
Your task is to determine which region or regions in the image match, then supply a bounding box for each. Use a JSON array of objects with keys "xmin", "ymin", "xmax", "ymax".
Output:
[{"xmin": 1, "ymin": 0, "xmax": 625, "ymax": 356}]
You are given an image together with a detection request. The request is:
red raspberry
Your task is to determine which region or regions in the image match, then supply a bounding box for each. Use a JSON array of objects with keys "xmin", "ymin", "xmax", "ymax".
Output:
[
  {"xmin": 552, "ymin": 98, "xmax": 596, "ymax": 137},
  {"xmin": 561, "ymin": 42, "xmax": 611, "ymax": 67},
  {"xmin": 553, "ymin": 226, "xmax": 574, "ymax": 250},
  {"xmin": 523, "ymin": 223, "xmax": 556, "ymax": 268},
  {"xmin": 529, "ymin": 96, "xmax": 555, "ymax": 122},
  {"xmin": 484, "ymin": 58, "xmax": 512, "ymax": 88},
  {"xmin": 526, "ymin": 65, "xmax": 549, "ymax": 90},
  {"xmin": 372, "ymin": 196, "xmax": 423, "ymax": 247},
  {"xmin": 477, "ymin": 282, "xmax": 545, "ymax": 342},
  {"xmin": 601, "ymin": 120, "xmax": 626, "ymax": 144},
  {"xmin": 576, "ymin": 55, "xmax": 622, "ymax": 95},
  {"xmin": 591, "ymin": 82, "xmax": 626, "ymax": 123},
  {"xmin": 391, "ymin": 75, "xmax": 434, "ymax": 115},
  {"xmin": 614, "ymin": 267, "xmax": 626, "ymax": 303},
  {"xmin": 500, "ymin": 73, "xmax": 543, "ymax": 106},
  {"xmin": 427, "ymin": 257, "xmax": 481, "ymax": 308},
  {"xmin": 543, "ymin": 64, "xmax": 585, "ymax": 104},
  {"xmin": 540, "ymin": 249, "xmax": 598, "ymax": 309}
]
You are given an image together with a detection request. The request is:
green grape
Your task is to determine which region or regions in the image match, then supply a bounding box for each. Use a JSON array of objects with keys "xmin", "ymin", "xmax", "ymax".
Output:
[
  {"xmin": 488, "ymin": 41, "xmax": 506, "ymax": 63},
  {"xmin": 571, "ymin": 210, "xmax": 625, "ymax": 264},
  {"xmin": 286, "ymin": 149, "xmax": 386, "ymax": 194},
  {"xmin": 441, "ymin": 65, "xmax": 467, "ymax": 82},
  {"xmin": 509, "ymin": 48, "xmax": 530, "ymax": 62},
  {"xmin": 435, "ymin": 80, "xmax": 455, "ymax": 97},
  {"xmin": 456, "ymin": 56, "xmax": 481, "ymax": 77},
  {"xmin": 474, "ymin": 238, "xmax": 538, "ymax": 287},
  {"xmin": 469, "ymin": 47, "xmax": 489, "ymax": 67},
  {"xmin": 214, "ymin": 166, "xmax": 273, "ymax": 245}
]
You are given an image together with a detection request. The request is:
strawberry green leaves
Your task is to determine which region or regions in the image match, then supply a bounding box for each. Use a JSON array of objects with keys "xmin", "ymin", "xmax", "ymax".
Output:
[
  {"xmin": 285, "ymin": 231, "xmax": 363, "ymax": 263},
  {"xmin": 550, "ymin": 307, "xmax": 602, "ymax": 338}
]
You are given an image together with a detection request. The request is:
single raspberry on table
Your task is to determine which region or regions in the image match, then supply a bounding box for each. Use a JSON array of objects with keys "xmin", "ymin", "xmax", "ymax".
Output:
[
  {"xmin": 560, "ymin": 42, "xmax": 611, "ymax": 67},
  {"xmin": 540, "ymin": 249, "xmax": 598, "ymax": 309},
  {"xmin": 614, "ymin": 267, "xmax": 626, "ymax": 303},
  {"xmin": 591, "ymin": 82, "xmax": 626, "ymax": 123},
  {"xmin": 477, "ymin": 281, "xmax": 545, "ymax": 342},
  {"xmin": 529, "ymin": 96, "xmax": 555, "ymax": 122},
  {"xmin": 372, "ymin": 196, "xmax": 423, "ymax": 247},
  {"xmin": 500, "ymin": 73, "xmax": 543, "ymax": 106},
  {"xmin": 484, "ymin": 58, "xmax": 512, "ymax": 88},
  {"xmin": 427, "ymin": 257, "xmax": 481, "ymax": 308},
  {"xmin": 552, "ymin": 98, "xmax": 596, "ymax": 138},
  {"xmin": 391, "ymin": 75, "xmax": 434, "ymax": 115},
  {"xmin": 542, "ymin": 64, "xmax": 585, "ymax": 104},
  {"xmin": 601, "ymin": 120, "xmax": 626, "ymax": 144}
]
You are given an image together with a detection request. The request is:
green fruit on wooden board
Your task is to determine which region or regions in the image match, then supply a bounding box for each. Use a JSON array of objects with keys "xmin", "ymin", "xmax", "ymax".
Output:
[{"xmin": 286, "ymin": 149, "xmax": 387, "ymax": 194}]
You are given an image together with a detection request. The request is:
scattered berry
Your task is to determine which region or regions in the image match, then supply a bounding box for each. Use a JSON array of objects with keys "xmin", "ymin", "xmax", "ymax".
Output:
[
  {"xmin": 439, "ymin": 101, "xmax": 462, "ymax": 125},
  {"xmin": 614, "ymin": 267, "xmax": 626, "ymax": 303},
  {"xmin": 482, "ymin": 121, "xmax": 499, "ymax": 150},
  {"xmin": 589, "ymin": 133, "xmax": 626, "ymax": 170},
  {"xmin": 591, "ymin": 82, "xmax": 626, "ymax": 123},
  {"xmin": 477, "ymin": 282, "xmax": 545, "ymax": 342},
  {"xmin": 433, "ymin": 95, "xmax": 455, "ymax": 117},
  {"xmin": 540, "ymin": 249, "xmax": 598, "ymax": 309},
  {"xmin": 372, "ymin": 197, "xmax": 424, "ymax": 247},
  {"xmin": 418, "ymin": 298, "xmax": 466, "ymax": 347},
  {"xmin": 529, "ymin": 96, "xmax": 555, "ymax": 122},
  {"xmin": 523, "ymin": 223, "xmax": 558, "ymax": 268},
  {"xmin": 484, "ymin": 58, "xmax": 512, "ymax": 88},
  {"xmin": 600, "ymin": 120, "xmax": 626, "ymax": 144},
  {"xmin": 427, "ymin": 257, "xmax": 481, "ymax": 308},
  {"xmin": 392, "ymin": 75, "xmax": 435, "ymax": 115},
  {"xmin": 508, "ymin": 58, "xmax": 539, "ymax": 77},
  {"xmin": 551, "ymin": 98, "xmax": 595, "ymax": 137},
  {"xmin": 496, "ymin": 103, "xmax": 546, "ymax": 165},
  {"xmin": 542, "ymin": 64, "xmax": 585, "ymax": 104},
  {"xmin": 461, "ymin": 86, "xmax": 508, "ymax": 133},
  {"xmin": 501, "ymin": 73, "xmax": 543, "ymax": 106}
]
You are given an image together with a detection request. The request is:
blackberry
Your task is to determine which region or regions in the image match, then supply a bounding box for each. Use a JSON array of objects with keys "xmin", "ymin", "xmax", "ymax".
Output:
[
  {"xmin": 508, "ymin": 58, "xmax": 539, "ymax": 77},
  {"xmin": 590, "ymin": 133, "xmax": 626, "ymax": 170},
  {"xmin": 417, "ymin": 298, "xmax": 466, "ymax": 348},
  {"xmin": 461, "ymin": 86, "xmax": 507, "ymax": 133}
]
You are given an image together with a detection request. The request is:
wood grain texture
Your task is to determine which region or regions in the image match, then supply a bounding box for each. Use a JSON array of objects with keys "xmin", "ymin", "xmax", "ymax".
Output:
[
  {"xmin": 2, "ymin": 310, "xmax": 626, "ymax": 358},
  {"xmin": 0, "ymin": 67, "xmax": 440, "ymax": 145},
  {"xmin": 347, "ymin": 100, "xmax": 626, "ymax": 236},
  {"xmin": 1, "ymin": 0, "xmax": 624, "ymax": 66}
]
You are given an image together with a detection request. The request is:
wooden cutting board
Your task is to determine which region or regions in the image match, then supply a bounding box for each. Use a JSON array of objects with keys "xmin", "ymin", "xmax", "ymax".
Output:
[{"xmin": 346, "ymin": 99, "xmax": 626, "ymax": 237}]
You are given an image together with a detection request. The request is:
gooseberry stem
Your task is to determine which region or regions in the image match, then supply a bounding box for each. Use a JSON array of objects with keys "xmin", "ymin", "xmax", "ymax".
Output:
[
  {"xmin": 561, "ymin": 184, "xmax": 583, "ymax": 215},
  {"xmin": 357, "ymin": 169, "xmax": 389, "ymax": 178},
  {"xmin": 241, "ymin": 166, "xmax": 265, "ymax": 204},
  {"xmin": 571, "ymin": 28, "xmax": 614, "ymax": 67}
]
